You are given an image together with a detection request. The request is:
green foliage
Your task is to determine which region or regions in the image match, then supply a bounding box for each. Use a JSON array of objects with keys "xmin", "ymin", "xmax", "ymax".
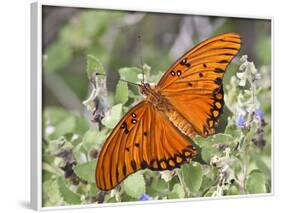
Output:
[
  {"xmin": 42, "ymin": 52, "xmax": 272, "ymax": 207},
  {"xmin": 182, "ymin": 162, "xmax": 203, "ymax": 193},
  {"xmin": 115, "ymin": 81, "xmax": 129, "ymax": 104},
  {"xmin": 82, "ymin": 128, "xmax": 106, "ymax": 150},
  {"xmin": 101, "ymin": 104, "xmax": 123, "ymax": 129},
  {"xmin": 74, "ymin": 160, "xmax": 97, "ymax": 183},
  {"xmin": 168, "ymin": 184, "xmax": 185, "ymax": 199},
  {"xmin": 86, "ymin": 54, "xmax": 105, "ymax": 79},
  {"xmin": 57, "ymin": 177, "xmax": 81, "ymax": 205},
  {"xmin": 246, "ymin": 170, "xmax": 266, "ymax": 194},
  {"xmin": 123, "ymin": 172, "xmax": 146, "ymax": 199},
  {"xmin": 118, "ymin": 67, "xmax": 142, "ymax": 83}
]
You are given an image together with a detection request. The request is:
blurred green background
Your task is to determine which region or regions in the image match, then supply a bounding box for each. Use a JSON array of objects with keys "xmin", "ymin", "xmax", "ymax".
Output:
[
  {"xmin": 42, "ymin": 6, "xmax": 271, "ymax": 113},
  {"xmin": 42, "ymin": 6, "xmax": 271, "ymax": 207}
]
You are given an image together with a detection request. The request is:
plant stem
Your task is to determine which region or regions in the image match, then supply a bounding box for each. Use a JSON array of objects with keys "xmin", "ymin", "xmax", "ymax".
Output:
[
  {"xmin": 240, "ymin": 136, "xmax": 249, "ymax": 194},
  {"xmin": 115, "ymin": 190, "xmax": 121, "ymax": 202}
]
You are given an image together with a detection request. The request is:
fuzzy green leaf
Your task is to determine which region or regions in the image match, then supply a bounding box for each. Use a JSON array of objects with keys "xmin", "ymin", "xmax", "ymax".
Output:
[
  {"xmin": 123, "ymin": 171, "xmax": 145, "ymax": 199},
  {"xmin": 102, "ymin": 104, "xmax": 123, "ymax": 129},
  {"xmin": 204, "ymin": 186, "xmax": 217, "ymax": 197},
  {"xmin": 73, "ymin": 143, "xmax": 88, "ymax": 164},
  {"xmin": 73, "ymin": 160, "xmax": 97, "ymax": 183},
  {"xmin": 57, "ymin": 177, "xmax": 81, "ymax": 205},
  {"xmin": 43, "ymin": 179, "xmax": 62, "ymax": 207},
  {"xmin": 246, "ymin": 170, "xmax": 266, "ymax": 194},
  {"xmin": 53, "ymin": 116, "xmax": 76, "ymax": 139},
  {"xmin": 42, "ymin": 162, "xmax": 64, "ymax": 176},
  {"xmin": 182, "ymin": 162, "xmax": 203, "ymax": 192},
  {"xmin": 87, "ymin": 54, "xmax": 105, "ymax": 79},
  {"xmin": 118, "ymin": 67, "xmax": 142, "ymax": 83},
  {"xmin": 194, "ymin": 135, "xmax": 210, "ymax": 147},
  {"xmin": 82, "ymin": 128, "xmax": 107, "ymax": 151},
  {"xmin": 115, "ymin": 81, "xmax": 129, "ymax": 104},
  {"xmin": 201, "ymin": 146, "xmax": 217, "ymax": 164},
  {"xmin": 225, "ymin": 124, "xmax": 241, "ymax": 139},
  {"xmin": 90, "ymin": 183, "xmax": 99, "ymax": 196},
  {"xmin": 168, "ymin": 183, "xmax": 185, "ymax": 199},
  {"xmin": 228, "ymin": 185, "xmax": 240, "ymax": 195},
  {"xmin": 211, "ymin": 133, "xmax": 234, "ymax": 144},
  {"xmin": 43, "ymin": 107, "xmax": 88, "ymax": 141},
  {"xmin": 195, "ymin": 133, "xmax": 234, "ymax": 148}
]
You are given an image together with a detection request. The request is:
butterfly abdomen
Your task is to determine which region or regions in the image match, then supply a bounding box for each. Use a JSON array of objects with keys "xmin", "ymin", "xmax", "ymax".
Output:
[{"xmin": 165, "ymin": 107, "xmax": 195, "ymax": 138}]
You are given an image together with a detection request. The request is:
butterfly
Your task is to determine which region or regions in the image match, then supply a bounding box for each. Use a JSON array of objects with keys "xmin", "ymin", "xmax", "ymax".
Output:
[{"xmin": 95, "ymin": 33, "xmax": 241, "ymax": 191}]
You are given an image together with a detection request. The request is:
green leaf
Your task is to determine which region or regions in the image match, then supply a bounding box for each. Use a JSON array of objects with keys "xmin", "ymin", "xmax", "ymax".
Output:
[
  {"xmin": 182, "ymin": 162, "xmax": 203, "ymax": 192},
  {"xmin": 200, "ymin": 176, "xmax": 216, "ymax": 191},
  {"xmin": 73, "ymin": 160, "xmax": 97, "ymax": 183},
  {"xmin": 74, "ymin": 116, "xmax": 90, "ymax": 135},
  {"xmin": 104, "ymin": 194, "xmax": 117, "ymax": 203},
  {"xmin": 195, "ymin": 133, "xmax": 234, "ymax": 148},
  {"xmin": 250, "ymin": 152, "xmax": 271, "ymax": 177},
  {"xmin": 118, "ymin": 67, "xmax": 142, "ymax": 83},
  {"xmin": 82, "ymin": 128, "xmax": 107, "ymax": 151},
  {"xmin": 102, "ymin": 104, "xmax": 123, "ymax": 129},
  {"xmin": 148, "ymin": 177, "xmax": 168, "ymax": 196},
  {"xmin": 201, "ymin": 146, "xmax": 217, "ymax": 164},
  {"xmin": 168, "ymin": 183, "xmax": 185, "ymax": 199},
  {"xmin": 115, "ymin": 81, "xmax": 129, "ymax": 104},
  {"xmin": 228, "ymin": 185, "xmax": 240, "ymax": 195},
  {"xmin": 42, "ymin": 162, "xmax": 64, "ymax": 176},
  {"xmin": 64, "ymin": 133, "xmax": 83, "ymax": 147},
  {"xmin": 194, "ymin": 135, "xmax": 209, "ymax": 147},
  {"xmin": 90, "ymin": 183, "xmax": 99, "ymax": 196},
  {"xmin": 43, "ymin": 179, "xmax": 62, "ymax": 207},
  {"xmin": 211, "ymin": 133, "xmax": 234, "ymax": 144},
  {"xmin": 246, "ymin": 170, "xmax": 266, "ymax": 194},
  {"xmin": 123, "ymin": 171, "xmax": 145, "ymax": 199},
  {"xmin": 87, "ymin": 55, "xmax": 105, "ymax": 79},
  {"xmin": 73, "ymin": 143, "xmax": 88, "ymax": 164},
  {"xmin": 43, "ymin": 107, "xmax": 87, "ymax": 141},
  {"xmin": 203, "ymin": 186, "xmax": 216, "ymax": 197},
  {"xmin": 53, "ymin": 116, "xmax": 76, "ymax": 139},
  {"xmin": 57, "ymin": 177, "xmax": 81, "ymax": 205},
  {"xmin": 225, "ymin": 124, "xmax": 241, "ymax": 139}
]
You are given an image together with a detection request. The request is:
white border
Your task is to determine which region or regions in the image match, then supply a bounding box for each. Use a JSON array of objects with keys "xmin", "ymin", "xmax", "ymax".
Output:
[
  {"xmin": 31, "ymin": 1, "xmax": 274, "ymax": 211},
  {"xmin": 31, "ymin": 1, "xmax": 43, "ymax": 210}
]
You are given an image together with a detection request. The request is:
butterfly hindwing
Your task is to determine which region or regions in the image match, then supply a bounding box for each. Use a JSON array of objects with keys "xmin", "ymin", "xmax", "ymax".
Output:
[
  {"xmin": 95, "ymin": 101, "xmax": 197, "ymax": 191},
  {"xmin": 157, "ymin": 33, "xmax": 241, "ymax": 136}
]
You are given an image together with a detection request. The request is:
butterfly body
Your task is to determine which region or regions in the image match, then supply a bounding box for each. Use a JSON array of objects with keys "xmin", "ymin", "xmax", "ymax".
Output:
[
  {"xmin": 140, "ymin": 82, "xmax": 195, "ymax": 137},
  {"xmin": 95, "ymin": 33, "xmax": 241, "ymax": 191}
]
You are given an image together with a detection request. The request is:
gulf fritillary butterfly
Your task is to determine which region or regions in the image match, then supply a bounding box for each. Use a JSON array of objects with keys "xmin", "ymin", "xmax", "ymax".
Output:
[{"xmin": 95, "ymin": 33, "xmax": 241, "ymax": 191}]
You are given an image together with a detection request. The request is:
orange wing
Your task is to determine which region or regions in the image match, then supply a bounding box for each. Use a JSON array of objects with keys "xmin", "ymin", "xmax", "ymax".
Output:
[
  {"xmin": 157, "ymin": 33, "xmax": 241, "ymax": 136},
  {"xmin": 95, "ymin": 101, "xmax": 197, "ymax": 191}
]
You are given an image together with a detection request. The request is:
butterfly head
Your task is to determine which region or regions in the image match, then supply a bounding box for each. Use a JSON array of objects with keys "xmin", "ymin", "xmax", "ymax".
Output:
[{"xmin": 139, "ymin": 81, "xmax": 153, "ymax": 96}]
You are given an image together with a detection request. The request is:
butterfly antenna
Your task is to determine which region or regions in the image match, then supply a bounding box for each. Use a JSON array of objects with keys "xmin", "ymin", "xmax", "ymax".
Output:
[
  {"xmin": 96, "ymin": 73, "xmax": 139, "ymax": 87},
  {"xmin": 138, "ymin": 35, "xmax": 145, "ymax": 83}
]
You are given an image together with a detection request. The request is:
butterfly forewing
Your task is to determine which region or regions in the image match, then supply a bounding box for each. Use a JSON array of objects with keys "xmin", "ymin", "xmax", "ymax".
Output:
[{"xmin": 157, "ymin": 33, "xmax": 241, "ymax": 136}]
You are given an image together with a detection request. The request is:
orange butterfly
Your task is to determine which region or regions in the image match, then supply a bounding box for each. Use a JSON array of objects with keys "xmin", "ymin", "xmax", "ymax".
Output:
[{"xmin": 95, "ymin": 33, "xmax": 241, "ymax": 191}]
